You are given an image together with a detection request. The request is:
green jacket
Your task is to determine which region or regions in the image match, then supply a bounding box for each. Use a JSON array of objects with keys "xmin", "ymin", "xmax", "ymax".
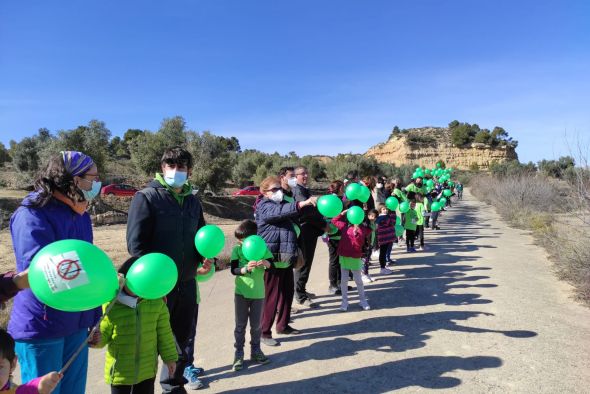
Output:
[{"xmin": 97, "ymin": 296, "xmax": 178, "ymax": 386}]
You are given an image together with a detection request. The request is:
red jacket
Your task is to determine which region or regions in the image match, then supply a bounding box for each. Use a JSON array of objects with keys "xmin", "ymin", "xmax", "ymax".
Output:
[{"xmin": 331, "ymin": 213, "xmax": 371, "ymax": 258}]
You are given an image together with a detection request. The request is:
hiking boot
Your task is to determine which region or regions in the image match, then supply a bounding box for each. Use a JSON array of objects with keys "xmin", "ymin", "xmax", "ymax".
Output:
[
  {"xmin": 251, "ymin": 351, "xmax": 270, "ymax": 365},
  {"xmin": 232, "ymin": 356, "xmax": 244, "ymax": 371}
]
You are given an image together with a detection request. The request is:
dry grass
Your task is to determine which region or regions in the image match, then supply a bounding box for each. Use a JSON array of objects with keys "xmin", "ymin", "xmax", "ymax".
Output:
[{"xmin": 470, "ymin": 174, "xmax": 590, "ymax": 305}]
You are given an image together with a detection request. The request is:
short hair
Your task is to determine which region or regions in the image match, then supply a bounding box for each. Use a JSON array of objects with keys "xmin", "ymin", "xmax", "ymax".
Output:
[
  {"xmin": 118, "ymin": 256, "xmax": 140, "ymax": 275},
  {"xmin": 235, "ymin": 219, "xmax": 258, "ymax": 240},
  {"xmin": 406, "ymin": 191, "xmax": 416, "ymax": 200},
  {"xmin": 0, "ymin": 329, "xmax": 16, "ymax": 363},
  {"xmin": 294, "ymin": 165, "xmax": 307, "ymax": 174},
  {"xmin": 367, "ymin": 209, "xmax": 379, "ymax": 217},
  {"xmin": 278, "ymin": 166, "xmax": 295, "ymax": 178},
  {"xmin": 260, "ymin": 176, "xmax": 281, "ymax": 193},
  {"xmin": 161, "ymin": 147, "xmax": 193, "ymax": 168}
]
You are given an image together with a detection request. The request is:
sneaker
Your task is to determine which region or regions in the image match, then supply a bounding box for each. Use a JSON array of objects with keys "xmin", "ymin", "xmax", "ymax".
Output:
[
  {"xmin": 298, "ymin": 298, "xmax": 318, "ymax": 309},
  {"xmin": 361, "ymin": 274, "xmax": 372, "ymax": 284},
  {"xmin": 339, "ymin": 303, "xmax": 348, "ymax": 312},
  {"xmin": 380, "ymin": 268, "xmax": 393, "ymax": 275},
  {"xmin": 185, "ymin": 364, "xmax": 205, "ymax": 377},
  {"xmin": 386, "ymin": 261, "xmax": 395, "ymax": 267},
  {"xmin": 361, "ymin": 303, "xmax": 371, "ymax": 311},
  {"xmin": 232, "ymin": 356, "xmax": 244, "ymax": 371},
  {"xmin": 291, "ymin": 307, "xmax": 300, "ymax": 314},
  {"xmin": 328, "ymin": 286, "xmax": 339, "ymax": 294},
  {"xmin": 277, "ymin": 325, "xmax": 300, "ymax": 335},
  {"xmin": 415, "ymin": 247, "xmax": 422, "ymax": 251},
  {"xmin": 335, "ymin": 289, "xmax": 342, "ymax": 295},
  {"xmin": 251, "ymin": 351, "xmax": 270, "ymax": 365},
  {"xmin": 406, "ymin": 248, "xmax": 411, "ymax": 253},
  {"xmin": 184, "ymin": 366, "xmax": 205, "ymax": 389},
  {"xmin": 261, "ymin": 337, "xmax": 279, "ymax": 346},
  {"xmin": 305, "ymin": 291, "xmax": 316, "ymax": 299},
  {"xmin": 410, "ymin": 247, "xmax": 417, "ymax": 253}
]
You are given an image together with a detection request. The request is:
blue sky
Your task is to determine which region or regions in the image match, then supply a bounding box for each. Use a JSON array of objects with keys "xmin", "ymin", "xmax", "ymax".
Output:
[{"xmin": 1, "ymin": 0, "xmax": 589, "ymax": 163}]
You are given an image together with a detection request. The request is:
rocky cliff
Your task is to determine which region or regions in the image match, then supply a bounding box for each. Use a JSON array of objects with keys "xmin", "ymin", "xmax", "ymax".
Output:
[{"xmin": 365, "ymin": 127, "xmax": 518, "ymax": 170}]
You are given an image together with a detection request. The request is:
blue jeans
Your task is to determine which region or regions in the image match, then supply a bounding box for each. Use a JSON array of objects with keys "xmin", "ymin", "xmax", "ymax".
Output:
[{"xmin": 15, "ymin": 329, "xmax": 88, "ymax": 394}]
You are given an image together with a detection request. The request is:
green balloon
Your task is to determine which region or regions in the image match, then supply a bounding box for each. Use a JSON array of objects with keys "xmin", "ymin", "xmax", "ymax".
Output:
[
  {"xmin": 427, "ymin": 179, "xmax": 435, "ymax": 188},
  {"xmin": 443, "ymin": 189, "xmax": 452, "ymax": 197},
  {"xmin": 345, "ymin": 183, "xmax": 362, "ymax": 201},
  {"xmin": 395, "ymin": 224, "xmax": 405, "ymax": 237},
  {"xmin": 197, "ymin": 262, "xmax": 216, "ymax": 282},
  {"xmin": 440, "ymin": 197, "xmax": 448, "ymax": 205},
  {"xmin": 28, "ymin": 239, "xmax": 118, "ymax": 312},
  {"xmin": 317, "ymin": 194, "xmax": 343, "ymax": 218},
  {"xmin": 395, "ymin": 215, "xmax": 401, "ymax": 226},
  {"xmin": 346, "ymin": 206, "xmax": 365, "ymax": 225},
  {"xmin": 431, "ymin": 201, "xmax": 441, "ymax": 212},
  {"xmin": 194, "ymin": 225, "xmax": 226, "ymax": 259},
  {"xmin": 385, "ymin": 196, "xmax": 399, "ymax": 211},
  {"xmin": 242, "ymin": 235, "xmax": 268, "ymax": 261},
  {"xmin": 127, "ymin": 253, "xmax": 178, "ymax": 299},
  {"xmin": 358, "ymin": 185, "xmax": 371, "ymax": 203},
  {"xmin": 399, "ymin": 201, "xmax": 410, "ymax": 213},
  {"xmin": 437, "ymin": 163, "xmax": 442, "ymax": 168}
]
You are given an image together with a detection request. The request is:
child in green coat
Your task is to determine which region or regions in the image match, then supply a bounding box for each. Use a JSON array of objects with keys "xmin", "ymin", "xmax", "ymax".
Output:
[{"xmin": 96, "ymin": 257, "xmax": 178, "ymax": 394}]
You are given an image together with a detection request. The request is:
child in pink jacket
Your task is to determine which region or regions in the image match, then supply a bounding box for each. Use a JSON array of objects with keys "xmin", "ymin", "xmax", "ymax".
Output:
[{"xmin": 331, "ymin": 210, "xmax": 372, "ymax": 311}]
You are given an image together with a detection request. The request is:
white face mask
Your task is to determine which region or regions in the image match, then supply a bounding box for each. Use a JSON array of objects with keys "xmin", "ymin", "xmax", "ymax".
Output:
[
  {"xmin": 270, "ymin": 190, "xmax": 284, "ymax": 202},
  {"xmin": 376, "ymin": 183, "xmax": 383, "ymax": 189},
  {"xmin": 287, "ymin": 177, "xmax": 298, "ymax": 189}
]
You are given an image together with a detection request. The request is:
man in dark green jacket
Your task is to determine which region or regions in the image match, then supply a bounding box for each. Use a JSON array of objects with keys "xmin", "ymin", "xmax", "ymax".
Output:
[{"xmin": 127, "ymin": 147, "xmax": 212, "ymax": 394}]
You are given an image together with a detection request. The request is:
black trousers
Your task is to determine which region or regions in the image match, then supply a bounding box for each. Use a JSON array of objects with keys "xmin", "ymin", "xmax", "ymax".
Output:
[
  {"xmin": 112, "ymin": 377, "xmax": 156, "ymax": 394},
  {"xmin": 184, "ymin": 303, "xmax": 200, "ymax": 366},
  {"xmin": 378, "ymin": 243, "xmax": 392, "ymax": 269},
  {"xmin": 295, "ymin": 227, "xmax": 319, "ymax": 302},
  {"xmin": 406, "ymin": 230, "xmax": 416, "ymax": 248},
  {"xmin": 415, "ymin": 225, "xmax": 424, "ymax": 247},
  {"xmin": 160, "ymin": 279, "xmax": 197, "ymax": 394},
  {"xmin": 327, "ymin": 239, "xmax": 341, "ymax": 288}
]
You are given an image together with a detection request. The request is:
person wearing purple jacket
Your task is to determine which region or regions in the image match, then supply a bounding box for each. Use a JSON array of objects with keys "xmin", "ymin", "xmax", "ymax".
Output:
[{"xmin": 8, "ymin": 151, "xmax": 103, "ymax": 394}]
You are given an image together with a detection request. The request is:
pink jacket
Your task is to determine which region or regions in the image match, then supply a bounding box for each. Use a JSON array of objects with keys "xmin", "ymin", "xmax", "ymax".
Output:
[{"xmin": 331, "ymin": 213, "xmax": 371, "ymax": 258}]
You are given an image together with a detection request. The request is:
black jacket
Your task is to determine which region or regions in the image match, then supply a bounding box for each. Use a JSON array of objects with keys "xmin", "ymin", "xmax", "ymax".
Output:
[
  {"xmin": 291, "ymin": 184, "xmax": 326, "ymax": 237},
  {"xmin": 126, "ymin": 180, "xmax": 206, "ymax": 282}
]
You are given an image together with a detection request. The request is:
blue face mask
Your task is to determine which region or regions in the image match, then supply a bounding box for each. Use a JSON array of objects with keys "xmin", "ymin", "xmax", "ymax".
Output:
[
  {"xmin": 164, "ymin": 170, "xmax": 187, "ymax": 188},
  {"xmin": 81, "ymin": 180, "xmax": 102, "ymax": 201}
]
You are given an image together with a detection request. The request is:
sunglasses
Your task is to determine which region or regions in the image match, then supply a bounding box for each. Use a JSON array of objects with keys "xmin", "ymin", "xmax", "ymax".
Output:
[{"xmin": 266, "ymin": 187, "xmax": 282, "ymax": 192}]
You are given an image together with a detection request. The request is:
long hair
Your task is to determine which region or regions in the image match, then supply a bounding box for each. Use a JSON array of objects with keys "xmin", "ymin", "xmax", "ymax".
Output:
[
  {"xmin": 31, "ymin": 154, "xmax": 84, "ymax": 207},
  {"xmin": 328, "ymin": 180, "xmax": 344, "ymax": 195}
]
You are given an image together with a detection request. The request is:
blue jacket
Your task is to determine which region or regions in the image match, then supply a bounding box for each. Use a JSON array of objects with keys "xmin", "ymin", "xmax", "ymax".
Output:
[
  {"xmin": 255, "ymin": 198, "xmax": 300, "ymax": 265},
  {"xmin": 8, "ymin": 193, "xmax": 101, "ymax": 340}
]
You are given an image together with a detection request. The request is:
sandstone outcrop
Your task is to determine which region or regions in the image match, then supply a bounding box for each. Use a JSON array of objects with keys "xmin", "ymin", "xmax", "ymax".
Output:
[{"xmin": 365, "ymin": 127, "xmax": 518, "ymax": 170}]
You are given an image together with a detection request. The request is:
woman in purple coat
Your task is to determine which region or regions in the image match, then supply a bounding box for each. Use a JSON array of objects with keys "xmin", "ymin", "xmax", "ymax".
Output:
[{"xmin": 8, "ymin": 151, "xmax": 102, "ymax": 394}]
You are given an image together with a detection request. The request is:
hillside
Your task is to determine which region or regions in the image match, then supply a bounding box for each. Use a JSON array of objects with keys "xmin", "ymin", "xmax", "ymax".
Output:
[{"xmin": 365, "ymin": 127, "xmax": 518, "ymax": 170}]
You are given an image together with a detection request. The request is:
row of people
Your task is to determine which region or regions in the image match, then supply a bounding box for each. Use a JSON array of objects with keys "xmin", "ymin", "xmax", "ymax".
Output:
[{"xmin": 4, "ymin": 147, "xmax": 458, "ymax": 393}]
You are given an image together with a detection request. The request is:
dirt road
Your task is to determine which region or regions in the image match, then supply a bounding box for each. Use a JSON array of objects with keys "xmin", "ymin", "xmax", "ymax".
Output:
[{"xmin": 75, "ymin": 190, "xmax": 590, "ymax": 392}]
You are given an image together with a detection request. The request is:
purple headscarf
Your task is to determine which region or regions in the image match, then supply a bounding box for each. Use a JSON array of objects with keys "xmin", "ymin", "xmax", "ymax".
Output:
[{"xmin": 61, "ymin": 151, "xmax": 94, "ymax": 177}]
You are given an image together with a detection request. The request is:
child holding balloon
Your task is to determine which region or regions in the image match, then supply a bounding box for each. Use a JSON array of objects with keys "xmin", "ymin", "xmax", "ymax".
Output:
[
  {"xmin": 362, "ymin": 209, "xmax": 379, "ymax": 284},
  {"xmin": 95, "ymin": 257, "xmax": 178, "ymax": 394},
  {"xmin": 230, "ymin": 220, "xmax": 273, "ymax": 371},
  {"xmin": 415, "ymin": 194, "xmax": 427, "ymax": 251},
  {"xmin": 331, "ymin": 209, "xmax": 371, "ymax": 311},
  {"xmin": 375, "ymin": 205, "xmax": 396, "ymax": 275}
]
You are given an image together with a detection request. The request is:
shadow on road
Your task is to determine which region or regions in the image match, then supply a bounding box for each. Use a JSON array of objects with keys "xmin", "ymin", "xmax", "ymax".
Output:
[{"xmin": 203, "ymin": 198, "xmax": 537, "ymax": 391}]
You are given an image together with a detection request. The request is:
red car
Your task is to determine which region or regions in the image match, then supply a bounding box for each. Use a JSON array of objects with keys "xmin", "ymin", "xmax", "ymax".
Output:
[
  {"xmin": 232, "ymin": 186, "xmax": 260, "ymax": 196},
  {"xmin": 101, "ymin": 184, "xmax": 138, "ymax": 197}
]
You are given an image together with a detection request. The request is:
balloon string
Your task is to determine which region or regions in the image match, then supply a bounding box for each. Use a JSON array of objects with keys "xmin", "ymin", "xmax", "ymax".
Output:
[{"xmin": 59, "ymin": 288, "xmax": 122, "ymax": 375}]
